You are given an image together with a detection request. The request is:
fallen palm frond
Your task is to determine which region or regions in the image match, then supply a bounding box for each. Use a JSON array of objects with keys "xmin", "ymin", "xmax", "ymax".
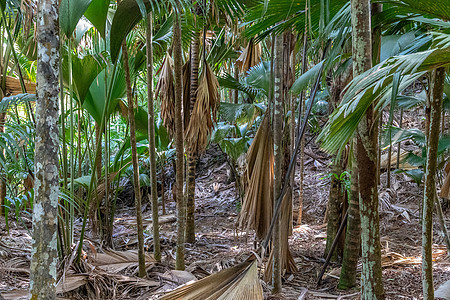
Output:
[
  {"xmin": 380, "ymin": 245, "xmax": 447, "ymax": 267},
  {"xmin": 156, "ymin": 53, "xmax": 176, "ymax": 137},
  {"xmin": 379, "ymin": 151, "xmax": 416, "ymax": 170},
  {"xmin": 90, "ymin": 249, "xmax": 155, "ymax": 274},
  {"xmin": 264, "ymin": 190, "xmax": 297, "ymax": 282},
  {"xmin": 2, "ymin": 75, "xmax": 36, "ymax": 95},
  {"xmin": 56, "ymin": 250, "xmax": 158, "ymax": 299},
  {"xmin": 161, "ymin": 257, "xmax": 263, "ymax": 300},
  {"xmin": 236, "ymin": 38, "xmax": 261, "ymax": 74},
  {"xmin": 238, "ymin": 113, "xmax": 273, "ymax": 240},
  {"xmin": 185, "ymin": 62, "xmax": 219, "ymax": 155}
]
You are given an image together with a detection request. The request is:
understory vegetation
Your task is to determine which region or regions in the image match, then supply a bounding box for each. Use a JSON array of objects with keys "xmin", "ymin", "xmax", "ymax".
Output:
[{"xmin": 0, "ymin": 0, "xmax": 450, "ymax": 299}]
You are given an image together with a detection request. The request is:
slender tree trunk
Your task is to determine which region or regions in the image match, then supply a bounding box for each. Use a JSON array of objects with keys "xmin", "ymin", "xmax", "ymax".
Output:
[
  {"xmin": 297, "ymin": 30, "xmax": 308, "ymax": 226},
  {"xmin": 339, "ymin": 143, "xmax": 361, "ymax": 289},
  {"xmin": 29, "ymin": 0, "xmax": 60, "ymax": 297},
  {"xmin": 173, "ymin": 2, "xmax": 185, "ymax": 270},
  {"xmin": 122, "ymin": 41, "xmax": 146, "ymax": 277},
  {"xmin": 185, "ymin": 32, "xmax": 199, "ymax": 244},
  {"xmin": 325, "ymin": 162, "xmax": 344, "ymax": 261},
  {"xmin": 422, "ymin": 67, "xmax": 445, "ymax": 299},
  {"xmin": 351, "ymin": 0, "xmax": 384, "ymax": 298},
  {"xmin": 234, "ymin": 63, "xmax": 239, "ymax": 104},
  {"xmin": 272, "ymin": 33, "xmax": 284, "ymax": 295},
  {"xmin": 161, "ymin": 163, "xmax": 166, "ymax": 215},
  {"xmin": 147, "ymin": 12, "xmax": 161, "ymax": 262},
  {"xmin": 0, "ymin": 108, "xmax": 5, "ymax": 217}
]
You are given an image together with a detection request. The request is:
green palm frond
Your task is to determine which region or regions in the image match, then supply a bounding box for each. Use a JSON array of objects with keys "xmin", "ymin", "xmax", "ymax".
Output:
[
  {"xmin": 244, "ymin": 0, "xmax": 348, "ymax": 41},
  {"xmin": 381, "ymin": 0, "xmax": 450, "ymax": 22},
  {"xmin": 318, "ymin": 32, "xmax": 450, "ymax": 155}
]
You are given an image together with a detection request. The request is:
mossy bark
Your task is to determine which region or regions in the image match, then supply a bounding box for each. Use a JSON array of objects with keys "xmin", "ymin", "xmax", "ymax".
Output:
[
  {"xmin": 29, "ymin": 0, "xmax": 60, "ymax": 297},
  {"xmin": 339, "ymin": 143, "xmax": 361, "ymax": 289},
  {"xmin": 325, "ymin": 163, "xmax": 344, "ymax": 262},
  {"xmin": 422, "ymin": 67, "xmax": 445, "ymax": 299},
  {"xmin": 351, "ymin": 0, "xmax": 384, "ymax": 298}
]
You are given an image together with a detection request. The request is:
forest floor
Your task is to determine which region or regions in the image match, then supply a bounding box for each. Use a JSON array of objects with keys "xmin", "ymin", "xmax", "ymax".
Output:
[{"xmin": 0, "ymin": 113, "xmax": 449, "ymax": 299}]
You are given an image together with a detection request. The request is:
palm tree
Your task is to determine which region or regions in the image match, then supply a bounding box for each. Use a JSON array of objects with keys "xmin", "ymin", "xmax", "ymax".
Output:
[
  {"xmin": 173, "ymin": 0, "xmax": 186, "ymax": 270},
  {"xmin": 351, "ymin": 0, "xmax": 384, "ymax": 297},
  {"xmin": 146, "ymin": 11, "xmax": 161, "ymax": 262},
  {"xmin": 29, "ymin": 0, "xmax": 60, "ymax": 297},
  {"xmin": 422, "ymin": 67, "xmax": 445, "ymax": 299}
]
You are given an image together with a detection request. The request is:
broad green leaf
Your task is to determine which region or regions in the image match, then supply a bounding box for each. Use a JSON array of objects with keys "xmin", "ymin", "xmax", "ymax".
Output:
[
  {"xmin": 395, "ymin": 169, "xmax": 423, "ymax": 186},
  {"xmin": 83, "ymin": 67, "xmax": 126, "ymax": 123},
  {"xmin": 109, "ymin": 0, "xmax": 156, "ymax": 62},
  {"xmin": 219, "ymin": 102, "xmax": 265, "ymax": 124},
  {"xmin": 291, "ymin": 61, "xmax": 324, "ymax": 94},
  {"xmin": 71, "ymin": 54, "xmax": 105, "ymax": 104},
  {"xmin": 245, "ymin": 62, "xmax": 271, "ymax": 96},
  {"xmin": 380, "ymin": 33, "xmax": 415, "ymax": 62},
  {"xmin": 84, "ymin": 0, "xmax": 110, "ymax": 38},
  {"xmin": 60, "ymin": 0, "xmax": 93, "ymax": 37}
]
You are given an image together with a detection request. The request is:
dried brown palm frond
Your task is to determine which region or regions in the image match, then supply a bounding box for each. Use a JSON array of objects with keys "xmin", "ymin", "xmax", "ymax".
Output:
[
  {"xmin": 238, "ymin": 113, "xmax": 273, "ymax": 240},
  {"xmin": 161, "ymin": 257, "xmax": 263, "ymax": 300},
  {"xmin": 264, "ymin": 190, "xmax": 298, "ymax": 282},
  {"xmin": 183, "ymin": 58, "xmax": 191, "ymax": 130},
  {"xmin": 156, "ymin": 53, "xmax": 176, "ymax": 137},
  {"xmin": 2, "ymin": 75, "xmax": 36, "ymax": 95},
  {"xmin": 236, "ymin": 38, "xmax": 261, "ymax": 74},
  {"xmin": 57, "ymin": 250, "xmax": 158, "ymax": 299},
  {"xmin": 184, "ymin": 62, "xmax": 219, "ymax": 155},
  {"xmin": 90, "ymin": 249, "xmax": 155, "ymax": 274}
]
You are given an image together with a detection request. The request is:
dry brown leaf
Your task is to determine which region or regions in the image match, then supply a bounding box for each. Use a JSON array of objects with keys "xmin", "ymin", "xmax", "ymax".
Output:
[
  {"xmin": 57, "ymin": 274, "xmax": 89, "ymax": 293},
  {"xmin": 185, "ymin": 62, "xmax": 219, "ymax": 155},
  {"xmin": 264, "ymin": 189, "xmax": 297, "ymax": 282},
  {"xmin": 161, "ymin": 258, "xmax": 263, "ymax": 300},
  {"xmin": 157, "ymin": 53, "xmax": 176, "ymax": 137},
  {"xmin": 236, "ymin": 38, "xmax": 262, "ymax": 74},
  {"xmin": 238, "ymin": 113, "xmax": 273, "ymax": 240},
  {"xmin": 380, "ymin": 151, "xmax": 417, "ymax": 170},
  {"xmin": 91, "ymin": 250, "xmax": 155, "ymax": 273},
  {"xmin": 2, "ymin": 75, "xmax": 36, "ymax": 96}
]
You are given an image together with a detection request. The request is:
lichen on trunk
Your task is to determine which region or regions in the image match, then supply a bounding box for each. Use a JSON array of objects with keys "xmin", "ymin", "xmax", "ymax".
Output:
[{"xmin": 29, "ymin": 0, "xmax": 60, "ymax": 297}]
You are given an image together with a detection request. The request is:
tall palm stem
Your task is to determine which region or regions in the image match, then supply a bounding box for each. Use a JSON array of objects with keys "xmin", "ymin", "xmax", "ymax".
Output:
[
  {"xmin": 351, "ymin": 0, "xmax": 384, "ymax": 298},
  {"xmin": 122, "ymin": 40, "xmax": 146, "ymax": 277},
  {"xmin": 147, "ymin": 11, "xmax": 161, "ymax": 261},
  {"xmin": 185, "ymin": 31, "xmax": 199, "ymax": 244},
  {"xmin": 173, "ymin": 1, "xmax": 185, "ymax": 270},
  {"xmin": 422, "ymin": 67, "xmax": 445, "ymax": 299}
]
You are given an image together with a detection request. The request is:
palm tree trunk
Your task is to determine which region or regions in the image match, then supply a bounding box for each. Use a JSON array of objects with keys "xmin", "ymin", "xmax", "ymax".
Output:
[
  {"xmin": 147, "ymin": 12, "xmax": 161, "ymax": 262},
  {"xmin": 29, "ymin": 0, "xmax": 60, "ymax": 296},
  {"xmin": 185, "ymin": 32, "xmax": 199, "ymax": 244},
  {"xmin": 325, "ymin": 162, "xmax": 344, "ymax": 261},
  {"xmin": 422, "ymin": 67, "xmax": 445, "ymax": 299},
  {"xmin": 0, "ymin": 108, "xmax": 5, "ymax": 217},
  {"xmin": 173, "ymin": 2, "xmax": 185, "ymax": 270},
  {"xmin": 351, "ymin": 0, "xmax": 384, "ymax": 298},
  {"xmin": 122, "ymin": 40, "xmax": 146, "ymax": 277},
  {"xmin": 339, "ymin": 143, "xmax": 361, "ymax": 289},
  {"xmin": 272, "ymin": 32, "xmax": 284, "ymax": 295}
]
